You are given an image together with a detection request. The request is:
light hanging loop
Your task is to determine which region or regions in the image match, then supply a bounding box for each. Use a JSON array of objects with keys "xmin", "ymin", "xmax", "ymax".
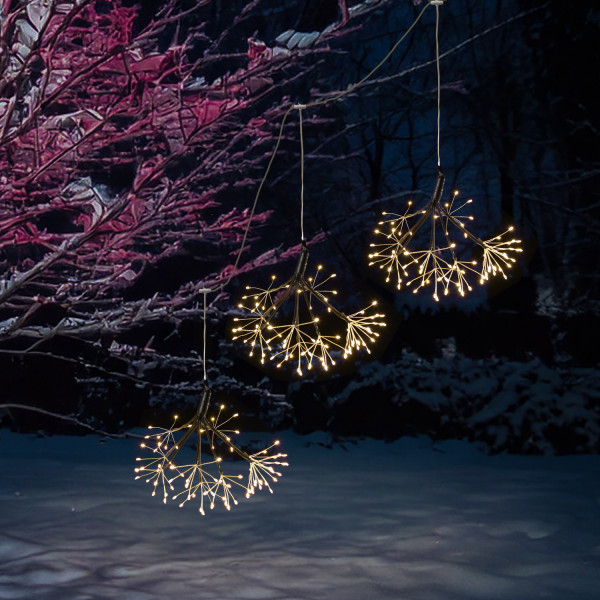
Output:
[{"xmin": 297, "ymin": 105, "xmax": 306, "ymax": 241}]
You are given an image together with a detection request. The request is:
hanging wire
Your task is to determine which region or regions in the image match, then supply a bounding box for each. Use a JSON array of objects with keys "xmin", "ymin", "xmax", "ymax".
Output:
[
  {"xmin": 194, "ymin": 107, "xmax": 294, "ymax": 370},
  {"xmin": 286, "ymin": 3, "xmax": 429, "ymax": 245},
  {"xmin": 210, "ymin": 105, "xmax": 296, "ymax": 294},
  {"xmin": 202, "ymin": 291, "xmax": 207, "ymax": 381},
  {"xmin": 298, "ymin": 106, "xmax": 305, "ymax": 241},
  {"xmin": 435, "ymin": 3, "xmax": 441, "ymax": 168}
]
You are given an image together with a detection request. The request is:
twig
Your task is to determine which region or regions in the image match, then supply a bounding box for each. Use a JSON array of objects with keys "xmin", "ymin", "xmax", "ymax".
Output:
[{"xmin": 0, "ymin": 404, "xmax": 145, "ymax": 440}]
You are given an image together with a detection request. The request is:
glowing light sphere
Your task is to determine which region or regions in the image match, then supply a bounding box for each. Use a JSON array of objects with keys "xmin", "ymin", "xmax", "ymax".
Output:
[
  {"xmin": 232, "ymin": 242, "xmax": 385, "ymax": 376},
  {"xmin": 135, "ymin": 385, "xmax": 288, "ymax": 514},
  {"xmin": 368, "ymin": 169, "xmax": 522, "ymax": 300}
]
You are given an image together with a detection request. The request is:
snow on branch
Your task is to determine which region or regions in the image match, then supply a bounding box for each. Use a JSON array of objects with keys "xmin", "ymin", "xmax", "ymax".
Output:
[{"xmin": 0, "ymin": 0, "xmax": 392, "ymax": 391}]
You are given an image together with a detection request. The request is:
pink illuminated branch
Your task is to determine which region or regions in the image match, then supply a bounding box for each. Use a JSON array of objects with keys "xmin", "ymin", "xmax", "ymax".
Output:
[{"xmin": 0, "ymin": 0, "xmax": 388, "ymax": 384}]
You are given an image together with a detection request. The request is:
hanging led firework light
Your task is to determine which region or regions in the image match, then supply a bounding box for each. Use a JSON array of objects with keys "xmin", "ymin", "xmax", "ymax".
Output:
[
  {"xmin": 136, "ymin": 294, "xmax": 288, "ymax": 514},
  {"xmin": 232, "ymin": 108, "xmax": 385, "ymax": 376},
  {"xmin": 368, "ymin": 0, "xmax": 522, "ymax": 300},
  {"xmin": 135, "ymin": 383, "xmax": 288, "ymax": 514}
]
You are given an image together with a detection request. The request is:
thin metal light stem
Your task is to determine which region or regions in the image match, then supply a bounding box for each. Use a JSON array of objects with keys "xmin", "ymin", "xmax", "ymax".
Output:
[
  {"xmin": 203, "ymin": 291, "xmax": 207, "ymax": 382},
  {"xmin": 299, "ymin": 107, "xmax": 305, "ymax": 241},
  {"xmin": 436, "ymin": 4, "xmax": 441, "ymax": 168}
]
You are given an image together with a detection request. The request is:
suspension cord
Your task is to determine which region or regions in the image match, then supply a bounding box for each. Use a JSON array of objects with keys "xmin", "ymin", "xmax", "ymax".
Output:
[
  {"xmin": 435, "ymin": 3, "xmax": 442, "ymax": 168},
  {"xmin": 298, "ymin": 106, "xmax": 305, "ymax": 241},
  {"xmin": 202, "ymin": 291, "xmax": 207, "ymax": 381}
]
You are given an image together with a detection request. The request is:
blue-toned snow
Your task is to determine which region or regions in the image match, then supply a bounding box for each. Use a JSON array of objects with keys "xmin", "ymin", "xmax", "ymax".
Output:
[{"xmin": 0, "ymin": 430, "xmax": 599, "ymax": 600}]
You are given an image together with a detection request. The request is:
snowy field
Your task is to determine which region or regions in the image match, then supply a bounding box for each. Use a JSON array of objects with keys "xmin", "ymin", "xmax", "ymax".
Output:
[{"xmin": 0, "ymin": 429, "xmax": 599, "ymax": 600}]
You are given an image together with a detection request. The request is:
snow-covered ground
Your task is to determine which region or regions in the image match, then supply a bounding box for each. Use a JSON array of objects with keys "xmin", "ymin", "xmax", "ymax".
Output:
[{"xmin": 0, "ymin": 429, "xmax": 599, "ymax": 600}]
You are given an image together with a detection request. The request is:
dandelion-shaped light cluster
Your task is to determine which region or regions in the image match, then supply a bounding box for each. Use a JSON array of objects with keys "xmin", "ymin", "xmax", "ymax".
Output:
[
  {"xmin": 368, "ymin": 169, "xmax": 522, "ymax": 301},
  {"xmin": 135, "ymin": 385, "xmax": 288, "ymax": 514},
  {"xmin": 232, "ymin": 241, "xmax": 385, "ymax": 376}
]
